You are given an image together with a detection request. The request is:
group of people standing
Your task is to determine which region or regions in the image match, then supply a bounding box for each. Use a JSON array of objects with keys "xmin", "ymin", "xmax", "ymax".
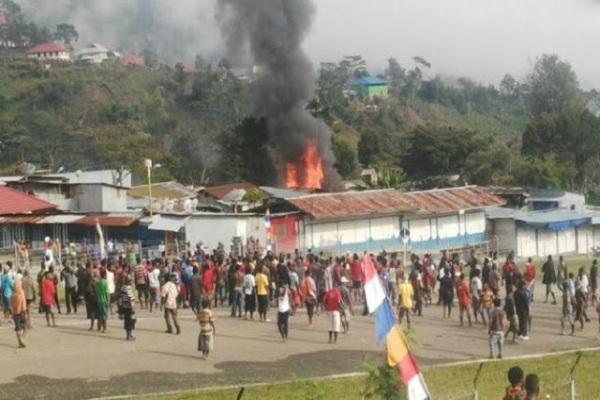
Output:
[
  {"xmin": 392, "ymin": 250, "xmax": 600, "ymax": 360},
  {"xmin": 3, "ymin": 244, "xmax": 600, "ymax": 364}
]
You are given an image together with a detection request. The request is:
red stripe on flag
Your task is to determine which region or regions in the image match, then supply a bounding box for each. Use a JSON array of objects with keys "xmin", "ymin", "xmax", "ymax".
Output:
[
  {"xmin": 363, "ymin": 255, "xmax": 377, "ymax": 281},
  {"xmin": 397, "ymin": 352, "xmax": 420, "ymax": 385}
]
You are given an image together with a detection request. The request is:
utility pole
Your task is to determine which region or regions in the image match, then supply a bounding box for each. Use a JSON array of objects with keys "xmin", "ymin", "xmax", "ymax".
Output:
[{"xmin": 145, "ymin": 159, "xmax": 153, "ymax": 217}]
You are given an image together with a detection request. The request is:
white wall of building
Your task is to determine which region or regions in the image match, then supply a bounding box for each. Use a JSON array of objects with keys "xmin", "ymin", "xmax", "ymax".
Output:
[
  {"xmin": 499, "ymin": 222, "xmax": 600, "ymax": 258},
  {"xmin": 184, "ymin": 215, "xmax": 266, "ymax": 251},
  {"xmin": 301, "ymin": 211, "xmax": 488, "ymax": 253},
  {"xmin": 28, "ymin": 51, "xmax": 70, "ymax": 61}
]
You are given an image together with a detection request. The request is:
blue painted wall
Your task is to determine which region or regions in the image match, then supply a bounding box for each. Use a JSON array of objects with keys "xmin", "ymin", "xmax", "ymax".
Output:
[{"xmin": 311, "ymin": 232, "xmax": 486, "ymax": 254}]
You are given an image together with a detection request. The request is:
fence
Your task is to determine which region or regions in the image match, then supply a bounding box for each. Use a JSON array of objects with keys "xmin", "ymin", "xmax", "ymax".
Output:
[{"xmin": 431, "ymin": 350, "xmax": 587, "ymax": 400}]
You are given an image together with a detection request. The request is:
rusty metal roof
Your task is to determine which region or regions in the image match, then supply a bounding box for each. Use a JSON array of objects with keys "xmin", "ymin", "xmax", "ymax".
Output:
[
  {"xmin": 0, "ymin": 215, "xmax": 46, "ymax": 224},
  {"xmin": 0, "ymin": 186, "xmax": 57, "ymax": 214},
  {"xmin": 288, "ymin": 186, "xmax": 504, "ymax": 220},
  {"xmin": 202, "ymin": 182, "xmax": 266, "ymax": 200},
  {"xmin": 75, "ymin": 214, "xmax": 141, "ymax": 227},
  {"xmin": 128, "ymin": 181, "xmax": 197, "ymax": 200}
]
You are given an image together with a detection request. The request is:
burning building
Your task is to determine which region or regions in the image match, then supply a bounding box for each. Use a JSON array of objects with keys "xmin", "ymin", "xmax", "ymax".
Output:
[{"xmin": 217, "ymin": 0, "xmax": 339, "ymax": 191}]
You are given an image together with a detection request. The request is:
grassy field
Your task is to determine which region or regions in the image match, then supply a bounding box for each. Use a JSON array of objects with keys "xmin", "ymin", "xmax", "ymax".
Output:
[{"xmin": 140, "ymin": 349, "xmax": 600, "ymax": 400}]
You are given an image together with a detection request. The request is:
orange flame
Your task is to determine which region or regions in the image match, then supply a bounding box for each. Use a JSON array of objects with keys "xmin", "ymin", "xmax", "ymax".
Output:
[
  {"xmin": 285, "ymin": 163, "xmax": 300, "ymax": 189},
  {"xmin": 285, "ymin": 139, "xmax": 324, "ymax": 189}
]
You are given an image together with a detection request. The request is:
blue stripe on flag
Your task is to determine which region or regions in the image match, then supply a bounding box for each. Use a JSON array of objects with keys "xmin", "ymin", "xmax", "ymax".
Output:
[{"xmin": 374, "ymin": 299, "xmax": 396, "ymax": 343}]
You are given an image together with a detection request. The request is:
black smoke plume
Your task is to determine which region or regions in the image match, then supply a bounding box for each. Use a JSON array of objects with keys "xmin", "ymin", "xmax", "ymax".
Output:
[{"xmin": 217, "ymin": 0, "xmax": 339, "ymax": 189}]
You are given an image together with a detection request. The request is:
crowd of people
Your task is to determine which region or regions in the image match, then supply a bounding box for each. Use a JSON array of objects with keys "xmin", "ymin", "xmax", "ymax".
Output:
[{"xmin": 1, "ymin": 242, "xmax": 600, "ymax": 363}]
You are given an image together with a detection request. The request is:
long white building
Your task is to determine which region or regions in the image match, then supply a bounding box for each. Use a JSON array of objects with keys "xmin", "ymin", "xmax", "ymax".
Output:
[{"xmin": 284, "ymin": 186, "xmax": 504, "ymax": 254}]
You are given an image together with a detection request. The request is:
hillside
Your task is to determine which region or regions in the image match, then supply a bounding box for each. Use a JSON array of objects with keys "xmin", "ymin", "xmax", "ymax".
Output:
[{"xmin": 0, "ymin": 49, "xmax": 530, "ymax": 187}]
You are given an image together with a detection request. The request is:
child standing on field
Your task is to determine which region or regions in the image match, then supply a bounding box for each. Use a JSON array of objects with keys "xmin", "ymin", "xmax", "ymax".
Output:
[{"xmin": 197, "ymin": 298, "xmax": 216, "ymax": 359}]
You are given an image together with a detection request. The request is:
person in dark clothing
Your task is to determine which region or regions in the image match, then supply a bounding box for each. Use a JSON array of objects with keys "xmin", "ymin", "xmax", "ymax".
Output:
[
  {"xmin": 591, "ymin": 259, "xmax": 598, "ymax": 306},
  {"xmin": 227, "ymin": 259, "xmax": 238, "ymax": 306},
  {"xmin": 542, "ymin": 255, "xmax": 557, "ymax": 304},
  {"xmin": 504, "ymin": 285, "xmax": 518, "ymax": 341},
  {"xmin": 61, "ymin": 264, "xmax": 78, "ymax": 314},
  {"xmin": 514, "ymin": 280, "xmax": 530, "ymax": 340},
  {"xmin": 439, "ymin": 269, "xmax": 454, "ymax": 319},
  {"xmin": 277, "ymin": 260, "xmax": 291, "ymax": 289},
  {"xmin": 189, "ymin": 267, "xmax": 203, "ymax": 314},
  {"xmin": 85, "ymin": 271, "xmax": 99, "ymax": 331},
  {"xmin": 77, "ymin": 263, "xmax": 91, "ymax": 305},
  {"xmin": 482, "ymin": 258, "xmax": 491, "ymax": 287}
]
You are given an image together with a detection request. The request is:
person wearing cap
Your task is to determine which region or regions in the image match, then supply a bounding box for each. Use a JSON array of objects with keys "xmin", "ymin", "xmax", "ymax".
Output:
[{"xmin": 161, "ymin": 274, "xmax": 181, "ymax": 334}]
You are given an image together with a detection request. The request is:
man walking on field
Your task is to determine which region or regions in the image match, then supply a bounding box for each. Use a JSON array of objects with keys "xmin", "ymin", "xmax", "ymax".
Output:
[{"xmin": 161, "ymin": 274, "xmax": 180, "ymax": 335}]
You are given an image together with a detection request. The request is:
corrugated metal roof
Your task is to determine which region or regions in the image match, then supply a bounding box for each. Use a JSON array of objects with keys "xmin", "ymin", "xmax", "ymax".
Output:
[
  {"xmin": 202, "ymin": 182, "xmax": 264, "ymax": 200},
  {"xmin": 352, "ymin": 76, "xmax": 388, "ymax": 86},
  {"xmin": 0, "ymin": 215, "xmax": 46, "ymax": 224},
  {"xmin": 36, "ymin": 215, "xmax": 83, "ymax": 224},
  {"xmin": 486, "ymin": 207, "xmax": 600, "ymax": 225},
  {"xmin": 0, "ymin": 186, "xmax": 57, "ymax": 214},
  {"xmin": 128, "ymin": 181, "xmax": 197, "ymax": 200},
  {"xmin": 75, "ymin": 214, "xmax": 140, "ymax": 227},
  {"xmin": 288, "ymin": 186, "xmax": 504, "ymax": 220},
  {"xmin": 27, "ymin": 42, "xmax": 68, "ymax": 54},
  {"xmin": 401, "ymin": 186, "xmax": 503, "ymax": 214},
  {"xmin": 260, "ymin": 186, "xmax": 307, "ymax": 199}
]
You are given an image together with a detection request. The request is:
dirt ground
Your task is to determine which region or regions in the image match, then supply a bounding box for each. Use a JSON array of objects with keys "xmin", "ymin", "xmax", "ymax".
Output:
[{"xmin": 0, "ymin": 284, "xmax": 599, "ymax": 400}]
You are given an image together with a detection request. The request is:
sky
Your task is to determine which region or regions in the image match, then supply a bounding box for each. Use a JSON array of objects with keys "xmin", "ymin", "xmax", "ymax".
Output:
[
  {"xmin": 307, "ymin": 0, "xmax": 600, "ymax": 88},
  {"xmin": 17, "ymin": 0, "xmax": 600, "ymax": 89}
]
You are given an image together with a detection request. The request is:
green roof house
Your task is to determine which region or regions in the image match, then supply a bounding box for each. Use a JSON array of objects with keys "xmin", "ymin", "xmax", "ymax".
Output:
[{"xmin": 351, "ymin": 76, "xmax": 389, "ymax": 99}]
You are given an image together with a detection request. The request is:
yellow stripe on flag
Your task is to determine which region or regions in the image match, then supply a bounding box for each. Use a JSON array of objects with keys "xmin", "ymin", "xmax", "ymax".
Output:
[{"xmin": 385, "ymin": 324, "xmax": 409, "ymax": 367}]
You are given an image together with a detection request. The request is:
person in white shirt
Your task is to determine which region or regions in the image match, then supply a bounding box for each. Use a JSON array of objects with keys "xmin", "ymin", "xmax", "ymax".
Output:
[
  {"xmin": 277, "ymin": 285, "xmax": 291, "ymax": 342},
  {"xmin": 161, "ymin": 274, "xmax": 180, "ymax": 334},
  {"xmin": 106, "ymin": 265, "xmax": 115, "ymax": 315},
  {"xmin": 243, "ymin": 269, "xmax": 256, "ymax": 320},
  {"xmin": 470, "ymin": 271, "xmax": 483, "ymax": 323},
  {"xmin": 148, "ymin": 265, "xmax": 161, "ymax": 312}
]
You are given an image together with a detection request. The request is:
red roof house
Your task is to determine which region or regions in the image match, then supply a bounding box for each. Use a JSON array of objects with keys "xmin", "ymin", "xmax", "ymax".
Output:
[
  {"xmin": 122, "ymin": 53, "xmax": 145, "ymax": 68},
  {"xmin": 26, "ymin": 42, "xmax": 71, "ymax": 61},
  {"xmin": 0, "ymin": 186, "xmax": 57, "ymax": 214}
]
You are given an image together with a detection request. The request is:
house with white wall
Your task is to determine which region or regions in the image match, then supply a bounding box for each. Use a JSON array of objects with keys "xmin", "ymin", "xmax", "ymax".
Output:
[
  {"xmin": 77, "ymin": 43, "xmax": 113, "ymax": 64},
  {"xmin": 283, "ymin": 186, "xmax": 504, "ymax": 254},
  {"xmin": 27, "ymin": 42, "xmax": 71, "ymax": 62},
  {"xmin": 486, "ymin": 207, "xmax": 600, "ymax": 258}
]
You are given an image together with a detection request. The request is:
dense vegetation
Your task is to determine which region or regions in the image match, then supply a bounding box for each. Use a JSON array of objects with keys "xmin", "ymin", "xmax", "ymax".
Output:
[{"xmin": 1, "ymin": 0, "xmax": 600, "ymax": 197}]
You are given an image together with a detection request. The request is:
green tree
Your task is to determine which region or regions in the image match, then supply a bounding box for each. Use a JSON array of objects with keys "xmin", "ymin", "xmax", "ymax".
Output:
[
  {"xmin": 142, "ymin": 48, "xmax": 159, "ymax": 68},
  {"xmin": 53, "ymin": 23, "xmax": 78, "ymax": 46},
  {"xmin": 522, "ymin": 109, "xmax": 600, "ymax": 191},
  {"xmin": 385, "ymin": 58, "xmax": 406, "ymax": 96},
  {"xmin": 331, "ymin": 136, "xmax": 357, "ymax": 178},
  {"xmin": 526, "ymin": 54, "xmax": 584, "ymax": 116},
  {"xmin": 401, "ymin": 125, "xmax": 487, "ymax": 180},
  {"xmin": 357, "ymin": 129, "xmax": 381, "ymax": 168},
  {"xmin": 363, "ymin": 362, "xmax": 406, "ymax": 400},
  {"xmin": 218, "ymin": 117, "xmax": 276, "ymax": 185},
  {"xmin": 512, "ymin": 154, "xmax": 576, "ymax": 189},
  {"xmin": 377, "ymin": 166, "xmax": 408, "ymax": 189}
]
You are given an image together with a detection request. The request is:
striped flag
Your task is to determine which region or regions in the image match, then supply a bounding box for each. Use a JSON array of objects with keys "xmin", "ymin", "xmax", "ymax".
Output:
[
  {"xmin": 95, "ymin": 218, "xmax": 106, "ymax": 260},
  {"xmin": 264, "ymin": 208, "xmax": 272, "ymax": 251},
  {"xmin": 363, "ymin": 255, "xmax": 430, "ymax": 400}
]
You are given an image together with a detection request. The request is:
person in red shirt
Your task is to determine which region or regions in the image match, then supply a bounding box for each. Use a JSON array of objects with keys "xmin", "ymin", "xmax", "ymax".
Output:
[
  {"xmin": 524, "ymin": 257, "xmax": 537, "ymax": 301},
  {"xmin": 503, "ymin": 254, "xmax": 518, "ymax": 293},
  {"xmin": 323, "ymin": 285, "xmax": 342, "ymax": 344},
  {"xmin": 202, "ymin": 263, "xmax": 214, "ymax": 298},
  {"xmin": 456, "ymin": 273, "xmax": 472, "ymax": 327},
  {"xmin": 41, "ymin": 271, "xmax": 56, "ymax": 327},
  {"xmin": 349, "ymin": 254, "xmax": 363, "ymax": 303}
]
